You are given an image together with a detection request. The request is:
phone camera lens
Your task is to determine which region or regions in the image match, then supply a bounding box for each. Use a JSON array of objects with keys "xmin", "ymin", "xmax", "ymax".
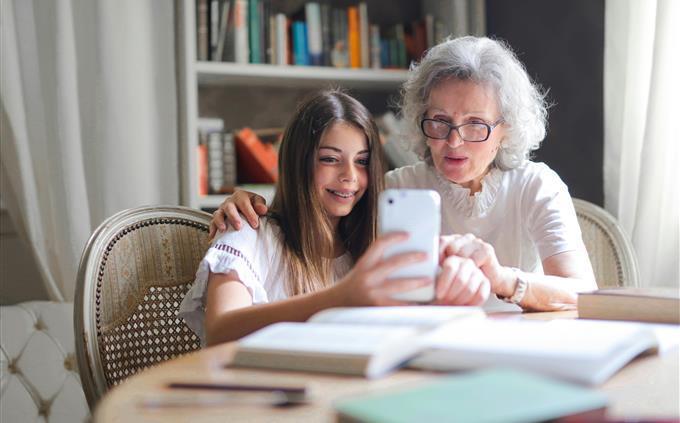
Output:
[{"xmin": 388, "ymin": 198, "xmax": 394, "ymax": 204}]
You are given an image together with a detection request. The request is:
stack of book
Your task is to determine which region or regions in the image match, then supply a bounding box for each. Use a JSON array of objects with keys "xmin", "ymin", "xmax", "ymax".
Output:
[
  {"xmin": 197, "ymin": 118, "xmax": 280, "ymax": 195},
  {"xmin": 195, "ymin": 0, "xmax": 447, "ymax": 69}
]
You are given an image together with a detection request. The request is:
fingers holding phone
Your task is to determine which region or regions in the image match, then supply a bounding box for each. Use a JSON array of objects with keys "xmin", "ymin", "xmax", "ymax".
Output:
[
  {"xmin": 334, "ymin": 232, "xmax": 433, "ymax": 307},
  {"xmin": 378, "ymin": 190, "xmax": 441, "ymax": 303}
]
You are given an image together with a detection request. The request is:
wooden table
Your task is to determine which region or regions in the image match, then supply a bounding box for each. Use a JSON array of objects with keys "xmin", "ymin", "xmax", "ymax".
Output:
[{"xmin": 94, "ymin": 312, "xmax": 680, "ymax": 422}]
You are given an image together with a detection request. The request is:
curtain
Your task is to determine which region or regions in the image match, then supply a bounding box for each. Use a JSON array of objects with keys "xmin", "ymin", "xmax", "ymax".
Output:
[
  {"xmin": 0, "ymin": 0, "xmax": 179, "ymax": 301},
  {"xmin": 604, "ymin": 0, "xmax": 679, "ymax": 288}
]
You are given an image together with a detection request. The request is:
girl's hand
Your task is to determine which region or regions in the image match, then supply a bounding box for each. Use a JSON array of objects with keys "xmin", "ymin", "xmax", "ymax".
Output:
[
  {"xmin": 210, "ymin": 189, "xmax": 269, "ymax": 238},
  {"xmin": 439, "ymin": 234, "xmax": 516, "ymax": 298},
  {"xmin": 332, "ymin": 232, "xmax": 433, "ymax": 306}
]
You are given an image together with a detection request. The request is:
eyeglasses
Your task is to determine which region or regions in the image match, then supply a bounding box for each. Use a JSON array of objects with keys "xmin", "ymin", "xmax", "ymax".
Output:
[{"xmin": 420, "ymin": 118, "xmax": 504, "ymax": 142}]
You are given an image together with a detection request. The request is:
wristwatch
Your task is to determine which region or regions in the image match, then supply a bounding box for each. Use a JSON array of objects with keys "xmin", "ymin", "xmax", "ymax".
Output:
[{"xmin": 503, "ymin": 268, "xmax": 528, "ymax": 305}]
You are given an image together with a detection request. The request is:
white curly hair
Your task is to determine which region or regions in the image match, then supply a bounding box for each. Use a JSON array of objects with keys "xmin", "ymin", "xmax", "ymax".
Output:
[{"xmin": 399, "ymin": 36, "xmax": 549, "ymax": 170}]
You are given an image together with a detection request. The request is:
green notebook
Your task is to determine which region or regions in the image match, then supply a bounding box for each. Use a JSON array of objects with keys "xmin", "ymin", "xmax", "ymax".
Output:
[{"xmin": 335, "ymin": 369, "xmax": 608, "ymax": 423}]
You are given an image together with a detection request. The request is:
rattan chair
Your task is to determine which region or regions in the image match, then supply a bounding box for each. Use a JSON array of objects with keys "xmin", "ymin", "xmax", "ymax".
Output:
[
  {"xmin": 74, "ymin": 206, "xmax": 211, "ymax": 409},
  {"xmin": 573, "ymin": 198, "xmax": 639, "ymax": 288}
]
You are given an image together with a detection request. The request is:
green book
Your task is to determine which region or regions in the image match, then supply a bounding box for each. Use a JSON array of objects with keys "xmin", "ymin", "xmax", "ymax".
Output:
[
  {"xmin": 335, "ymin": 369, "xmax": 608, "ymax": 423},
  {"xmin": 248, "ymin": 0, "xmax": 261, "ymax": 63}
]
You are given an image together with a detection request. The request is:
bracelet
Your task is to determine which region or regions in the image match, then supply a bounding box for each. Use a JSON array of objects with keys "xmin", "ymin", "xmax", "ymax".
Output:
[{"xmin": 502, "ymin": 267, "xmax": 528, "ymax": 305}]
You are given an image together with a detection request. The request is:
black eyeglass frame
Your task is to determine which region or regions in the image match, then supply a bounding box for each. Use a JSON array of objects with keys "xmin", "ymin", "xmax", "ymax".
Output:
[{"xmin": 420, "ymin": 118, "xmax": 505, "ymax": 142}]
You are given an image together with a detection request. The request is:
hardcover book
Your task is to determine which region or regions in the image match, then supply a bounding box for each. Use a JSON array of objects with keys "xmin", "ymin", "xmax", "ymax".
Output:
[
  {"xmin": 578, "ymin": 287, "xmax": 680, "ymax": 324},
  {"xmin": 335, "ymin": 369, "xmax": 608, "ymax": 423},
  {"xmin": 231, "ymin": 308, "xmax": 659, "ymax": 385},
  {"xmin": 231, "ymin": 306, "xmax": 485, "ymax": 379}
]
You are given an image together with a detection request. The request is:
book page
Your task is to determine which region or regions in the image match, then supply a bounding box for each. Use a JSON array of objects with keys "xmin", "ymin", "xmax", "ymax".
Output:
[
  {"xmin": 308, "ymin": 306, "xmax": 485, "ymax": 328},
  {"xmin": 239, "ymin": 322, "xmax": 418, "ymax": 355},
  {"xmin": 419, "ymin": 319, "xmax": 652, "ymax": 359}
]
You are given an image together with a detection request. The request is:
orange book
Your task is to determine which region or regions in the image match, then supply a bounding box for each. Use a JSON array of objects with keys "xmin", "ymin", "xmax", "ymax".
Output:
[
  {"xmin": 234, "ymin": 127, "xmax": 278, "ymax": 183},
  {"xmin": 197, "ymin": 144, "xmax": 209, "ymax": 196},
  {"xmin": 347, "ymin": 7, "xmax": 360, "ymax": 68}
]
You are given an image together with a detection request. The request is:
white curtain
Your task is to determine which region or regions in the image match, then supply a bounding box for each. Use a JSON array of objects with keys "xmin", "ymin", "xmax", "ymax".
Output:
[
  {"xmin": 0, "ymin": 0, "xmax": 179, "ymax": 301},
  {"xmin": 604, "ymin": 0, "xmax": 679, "ymax": 288}
]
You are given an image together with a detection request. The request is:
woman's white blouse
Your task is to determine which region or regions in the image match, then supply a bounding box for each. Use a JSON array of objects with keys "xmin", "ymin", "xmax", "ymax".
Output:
[
  {"xmin": 179, "ymin": 217, "xmax": 353, "ymax": 345},
  {"xmin": 386, "ymin": 161, "xmax": 586, "ymax": 311}
]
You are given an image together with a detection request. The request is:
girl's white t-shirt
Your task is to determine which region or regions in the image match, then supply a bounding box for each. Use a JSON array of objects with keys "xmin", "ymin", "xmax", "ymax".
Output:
[
  {"xmin": 179, "ymin": 217, "xmax": 353, "ymax": 345},
  {"xmin": 386, "ymin": 160, "xmax": 587, "ymax": 312}
]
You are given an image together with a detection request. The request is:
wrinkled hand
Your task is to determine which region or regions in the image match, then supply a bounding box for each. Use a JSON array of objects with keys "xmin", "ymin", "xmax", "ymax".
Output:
[
  {"xmin": 433, "ymin": 254, "xmax": 490, "ymax": 306},
  {"xmin": 209, "ymin": 189, "xmax": 269, "ymax": 239},
  {"xmin": 333, "ymin": 232, "xmax": 433, "ymax": 306},
  {"xmin": 439, "ymin": 234, "xmax": 514, "ymax": 297}
]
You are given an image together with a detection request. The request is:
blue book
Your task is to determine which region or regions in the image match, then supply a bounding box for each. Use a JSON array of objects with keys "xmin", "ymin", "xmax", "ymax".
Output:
[
  {"xmin": 335, "ymin": 369, "xmax": 608, "ymax": 423},
  {"xmin": 292, "ymin": 21, "xmax": 309, "ymax": 66}
]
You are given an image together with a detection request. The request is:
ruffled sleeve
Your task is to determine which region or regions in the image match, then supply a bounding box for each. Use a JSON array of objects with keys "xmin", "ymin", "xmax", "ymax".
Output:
[{"xmin": 178, "ymin": 220, "xmax": 273, "ymax": 345}]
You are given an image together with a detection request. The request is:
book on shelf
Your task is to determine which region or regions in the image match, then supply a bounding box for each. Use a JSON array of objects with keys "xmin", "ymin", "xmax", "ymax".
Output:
[
  {"xmin": 305, "ymin": 3, "xmax": 322, "ymax": 66},
  {"xmin": 196, "ymin": 1, "xmax": 446, "ymax": 70},
  {"xmin": 230, "ymin": 306, "xmax": 485, "ymax": 379},
  {"xmin": 234, "ymin": 127, "xmax": 278, "ymax": 183},
  {"xmin": 408, "ymin": 318, "xmax": 659, "ymax": 386},
  {"xmin": 578, "ymin": 287, "xmax": 680, "ymax": 324},
  {"xmin": 196, "ymin": 0, "xmax": 209, "ymax": 61},
  {"xmin": 335, "ymin": 369, "xmax": 608, "ymax": 423},
  {"xmin": 233, "ymin": 0, "xmax": 249, "ymax": 63}
]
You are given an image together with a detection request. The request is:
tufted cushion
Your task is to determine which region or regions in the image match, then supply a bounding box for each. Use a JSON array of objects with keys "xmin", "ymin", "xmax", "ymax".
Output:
[{"xmin": 0, "ymin": 301, "xmax": 89, "ymax": 423}]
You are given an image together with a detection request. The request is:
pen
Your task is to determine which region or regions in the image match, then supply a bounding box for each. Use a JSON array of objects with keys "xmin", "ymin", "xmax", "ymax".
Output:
[{"xmin": 167, "ymin": 382, "xmax": 307, "ymax": 395}]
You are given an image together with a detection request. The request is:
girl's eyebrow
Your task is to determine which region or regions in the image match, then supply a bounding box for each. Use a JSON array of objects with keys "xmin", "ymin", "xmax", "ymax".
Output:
[{"xmin": 319, "ymin": 146, "xmax": 370, "ymax": 154}]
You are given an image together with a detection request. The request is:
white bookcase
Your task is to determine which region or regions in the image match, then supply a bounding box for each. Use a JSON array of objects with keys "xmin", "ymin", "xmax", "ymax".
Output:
[{"xmin": 176, "ymin": 0, "xmax": 483, "ymax": 210}]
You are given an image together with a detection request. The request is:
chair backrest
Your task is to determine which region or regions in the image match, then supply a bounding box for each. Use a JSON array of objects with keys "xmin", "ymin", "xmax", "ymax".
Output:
[
  {"xmin": 74, "ymin": 206, "xmax": 211, "ymax": 409},
  {"xmin": 572, "ymin": 198, "xmax": 639, "ymax": 288}
]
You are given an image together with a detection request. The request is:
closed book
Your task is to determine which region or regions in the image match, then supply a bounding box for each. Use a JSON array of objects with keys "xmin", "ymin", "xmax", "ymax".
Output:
[
  {"xmin": 274, "ymin": 13, "xmax": 288, "ymax": 65},
  {"xmin": 234, "ymin": 127, "xmax": 278, "ymax": 183},
  {"xmin": 222, "ymin": 132, "xmax": 237, "ymax": 189},
  {"xmin": 248, "ymin": 0, "xmax": 261, "ymax": 63},
  {"xmin": 369, "ymin": 24, "xmax": 381, "ymax": 69},
  {"xmin": 197, "ymin": 143, "xmax": 209, "ymax": 196},
  {"xmin": 578, "ymin": 288, "xmax": 680, "ymax": 324},
  {"xmin": 358, "ymin": 3, "xmax": 369, "ymax": 68},
  {"xmin": 231, "ymin": 306, "xmax": 485, "ymax": 379},
  {"xmin": 292, "ymin": 21, "xmax": 309, "ymax": 66},
  {"xmin": 209, "ymin": 0, "xmax": 220, "ymax": 60},
  {"xmin": 196, "ymin": 0, "xmax": 209, "ymax": 61},
  {"xmin": 335, "ymin": 369, "xmax": 608, "ymax": 423},
  {"xmin": 215, "ymin": 0, "xmax": 232, "ymax": 61},
  {"xmin": 305, "ymin": 3, "xmax": 322, "ymax": 66},
  {"xmin": 207, "ymin": 132, "xmax": 224, "ymax": 193},
  {"xmin": 409, "ymin": 318, "xmax": 659, "ymax": 386},
  {"xmin": 320, "ymin": 3, "xmax": 332, "ymax": 66},
  {"xmin": 347, "ymin": 6, "xmax": 360, "ymax": 68},
  {"xmin": 233, "ymin": 0, "xmax": 249, "ymax": 63}
]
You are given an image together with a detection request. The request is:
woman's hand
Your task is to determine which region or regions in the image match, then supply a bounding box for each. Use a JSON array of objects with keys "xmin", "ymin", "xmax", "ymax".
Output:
[
  {"xmin": 439, "ymin": 234, "xmax": 516, "ymax": 298},
  {"xmin": 433, "ymin": 254, "xmax": 490, "ymax": 306},
  {"xmin": 210, "ymin": 189, "xmax": 269, "ymax": 238},
  {"xmin": 331, "ymin": 232, "xmax": 433, "ymax": 306}
]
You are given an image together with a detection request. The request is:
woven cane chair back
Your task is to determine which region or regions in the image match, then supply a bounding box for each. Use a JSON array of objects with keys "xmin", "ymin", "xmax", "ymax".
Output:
[
  {"xmin": 573, "ymin": 198, "xmax": 639, "ymax": 288},
  {"xmin": 74, "ymin": 206, "xmax": 211, "ymax": 409}
]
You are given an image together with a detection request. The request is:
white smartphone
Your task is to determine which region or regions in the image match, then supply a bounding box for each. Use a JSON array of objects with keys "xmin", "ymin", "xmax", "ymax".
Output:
[{"xmin": 378, "ymin": 189, "xmax": 441, "ymax": 302}]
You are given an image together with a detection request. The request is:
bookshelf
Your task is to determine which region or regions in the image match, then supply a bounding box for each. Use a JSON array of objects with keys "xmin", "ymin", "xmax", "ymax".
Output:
[{"xmin": 176, "ymin": 0, "xmax": 484, "ymax": 211}]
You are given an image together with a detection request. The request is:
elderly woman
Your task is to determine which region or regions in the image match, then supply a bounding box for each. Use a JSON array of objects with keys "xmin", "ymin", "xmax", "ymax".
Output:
[{"xmin": 211, "ymin": 36, "xmax": 597, "ymax": 312}]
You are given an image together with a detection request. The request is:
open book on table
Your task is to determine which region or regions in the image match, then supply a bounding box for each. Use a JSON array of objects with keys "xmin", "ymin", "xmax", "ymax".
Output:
[
  {"xmin": 230, "ymin": 306, "xmax": 485, "ymax": 379},
  {"xmin": 230, "ymin": 307, "xmax": 659, "ymax": 384},
  {"xmin": 408, "ymin": 318, "xmax": 659, "ymax": 386}
]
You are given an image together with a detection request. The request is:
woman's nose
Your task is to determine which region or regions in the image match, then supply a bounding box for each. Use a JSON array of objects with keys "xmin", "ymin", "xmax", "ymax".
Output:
[{"xmin": 445, "ymin": 128, "xmax": 464, "ymax": 148}]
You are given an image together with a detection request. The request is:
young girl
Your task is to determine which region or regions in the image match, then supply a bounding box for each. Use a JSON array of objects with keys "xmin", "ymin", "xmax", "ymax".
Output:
[{"xmin": 180, "ymin": 90, "xmax": 489, "ymax": 346}]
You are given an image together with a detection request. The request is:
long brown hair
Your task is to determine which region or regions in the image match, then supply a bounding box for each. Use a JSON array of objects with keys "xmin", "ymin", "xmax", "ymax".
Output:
[{"xmin": 268, "ymin": 89, "xmax": 385, "ymax": 295}]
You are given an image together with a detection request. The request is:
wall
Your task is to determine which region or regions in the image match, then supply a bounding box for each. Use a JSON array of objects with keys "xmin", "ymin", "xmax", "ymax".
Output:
[{"xmin": 487, "ymin": 0, "xmax": 605, "ymax": 205}]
